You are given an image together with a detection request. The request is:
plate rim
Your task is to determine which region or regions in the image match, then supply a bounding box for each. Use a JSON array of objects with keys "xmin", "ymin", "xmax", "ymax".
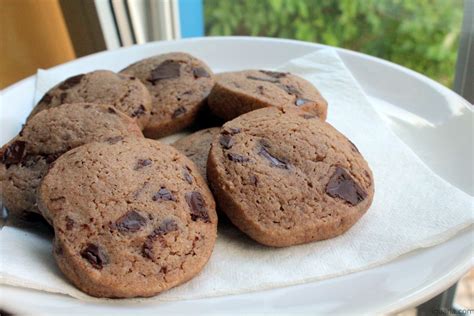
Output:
[
  {"xmin": 1, "ymin": 36, "xmax": 472, "ymax": 314},
  {"xmin": 2, "ymin": 36, "xmax": 472, "ymax": 109}
]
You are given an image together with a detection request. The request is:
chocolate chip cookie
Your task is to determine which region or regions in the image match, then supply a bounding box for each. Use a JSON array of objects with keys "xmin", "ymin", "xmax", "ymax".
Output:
[
  {"xmin": 207, "ymin": 107, "xmax": 373, "ymax": 247},
  {"xmin": 1, "ymin": 103, "xmax": 143, "ymax": 218},
  {"xmin": 208, "ymin": 70, "xmax": 327, "ymax": 121},
  {"xmin": 38, "ymin": 137, "xmax": 217, "ymax": 298},
  {"xmin": 120, "ymin": 52, "xmax": 214, "ymax": 138},
  {"xmin": 29, "ymin": 70, "xmax": 152, "ymax": 129},
  {"xmin": 173, "ymin": 127, "xmax": 220, "ymax": 180}
]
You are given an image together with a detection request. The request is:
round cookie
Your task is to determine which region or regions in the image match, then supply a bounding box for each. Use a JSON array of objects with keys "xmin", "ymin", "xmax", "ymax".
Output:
[
  {"xmin": 207, "ymin": 107, "xmax": 373, "ymax": 247},
  {"xmin": 120, "ymin": 52, "xmax": 214, "ymax": 138},
  {"xmin": 28, "ymin": 70, "xmax": 152, "ymax": 129},
  {"xmin": 173, "ymin": 127, "xmax": 220, "ymax": 180},
  {"xmin": 1, "ymin": 103, "xmax": 143, "ymax": 218},
  {"xmin": 208, "ymin": 70, "xmax": 328, "ymax": 121},
  {"xmin": 37, "ymin": 137, "xmax": 217, "ymax": 298}
]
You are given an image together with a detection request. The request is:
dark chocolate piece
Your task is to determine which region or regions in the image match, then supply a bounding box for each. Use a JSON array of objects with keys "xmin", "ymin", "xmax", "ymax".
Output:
[
  {"xmin": 59, "ymin": 74, "xmax": 84, "ymax": 90},
  {"xmin": 2, "ymin": 140, "xmax": 26, "ymax": 167},
  {"xmin": 185, "ymin": 191, "xmax": 210, "ymax": 222},
  {"xmin": 80, "ymin": 243, "xmax": 108, "ymax": 269},
  {"xmin": 326, "ymin": 166, "xmax": 367, "ymax": 206},
  {"xmin": 148, "ymin": 60, "xmax": 181, "ymax": 84},
  {"xmin": 115, "ymin": 210, "xmax": 147, "ymax": 233}
]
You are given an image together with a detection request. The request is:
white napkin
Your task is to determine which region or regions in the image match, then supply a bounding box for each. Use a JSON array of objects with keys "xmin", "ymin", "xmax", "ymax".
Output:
[{"xmin": 1, "ymin": 49, "xmax": 472, "ymax": 302}]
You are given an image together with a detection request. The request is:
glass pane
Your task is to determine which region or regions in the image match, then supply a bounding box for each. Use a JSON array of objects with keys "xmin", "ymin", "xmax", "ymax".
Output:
[{"xmin": 204, "ymin": 0, "xmax": 463, "ymax": 87}]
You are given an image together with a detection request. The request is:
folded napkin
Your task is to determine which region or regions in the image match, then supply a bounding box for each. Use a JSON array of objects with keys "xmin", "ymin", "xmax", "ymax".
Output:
[{"xmin": 1, "ymin": 49, "xmax": 472, "ymax": 302}]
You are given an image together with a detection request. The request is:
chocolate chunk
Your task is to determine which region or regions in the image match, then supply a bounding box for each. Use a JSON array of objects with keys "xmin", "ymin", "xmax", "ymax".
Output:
[
  {"xmin": 142, "ymin": 219, "xmax": 178, "ymax": 259},
  {"xmin": 107, "ymin": 107, "xmax": 117, "ymax": 114},
  {"xmin": 172, "ymin": 106, "xmax": 186, "ymax": 118},
  {"xmin": 281, "ymin": 84, "xmax": 300, "ymax": 95},
  {"xmin": 295, "ymin": 98, "xmax": 311, "ymax": 106},
  {"xmin": 134, "ymin": 158, "xmax": 152, "ymax": 170},
  {"xmin": 59, "ymin": 92, "xmax": 68, "ymax": 103},
  {"xmin": 258, "ymin": 146, "xmax": 288, "ymax": 169},
  {"xmin": 348, "ymin": 140, "xmax": 360, "ymax": 153},
  {"xmin": 131, "ymin": 104, "xmax": 146, "ymax": 118},
  {"xmin": 326, "ymin": 166, "xmax": 367, "ymax": 206},
  {"xmin": 148, "ymin": 60, "xmax": 181, "ymax": 84},
  {"xmin": 246, "ymin": 76, "xmax": 279, "ymax": 83},
  {"xmin": 2, "ymin": 140, "xmax": 26, "ymax": 168},
  {"xmin": 39, "ymin": 93, "xmax": 53, "ymax": 105},
  {"xmin": 193, "ymin": 67, "xmax": 210, "ymax": 79},
  {"xmin": 183, "ymin": 167, "xmax": 193, "ymax": 184},
  {"xmin": 222, "ymin": 127, "xmax": 241, "ymax": 135},
  {"xmin": 106, "ymin": 136, "xmax": 123, "ymax": 144},
  {"xmin": 59, "ymin": 74, "xmax": 84, "ymax": 90},
  {"xmin": 185, "ymin": 191, "xmax": 210, "ymax": 222},
  {"xmin": 227, "ymin": 153, "xmax": 249, "ymax": 163},
  {"xmin": 219, "ymin": 134, "xmax": 234, "ymax": 149},
  {"xmin": 65, "ymin": 216, "xmax": 74, "ymax": 230},
  {"xmin": 158, "ymin": 218, "xmax": 178, "ymax": 234},
  {"xmin": 80, "ymin": 243, "xmax": 108, "ymax": 269},
  {"xmin": 115, "ymin": 210, "xmax": 147, "ymax": 233},
  {"xmin": 259, "ymin": 70, "xmax": 287, "ymax": 78},
  {"xmin": 152, "ymin": 187, "xmax": 176, "ymax": 201}
]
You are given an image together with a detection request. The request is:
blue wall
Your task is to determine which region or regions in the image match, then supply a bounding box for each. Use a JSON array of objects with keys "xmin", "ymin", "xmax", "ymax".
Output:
[{"xmin": 178, "ymin": 0, "xmax": 204, "ymax": 38}]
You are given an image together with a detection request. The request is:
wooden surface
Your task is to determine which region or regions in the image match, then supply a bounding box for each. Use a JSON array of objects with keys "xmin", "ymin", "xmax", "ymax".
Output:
[{"xmin": 0, "ymin": 0, "xmax": 75, "ymax": 89}]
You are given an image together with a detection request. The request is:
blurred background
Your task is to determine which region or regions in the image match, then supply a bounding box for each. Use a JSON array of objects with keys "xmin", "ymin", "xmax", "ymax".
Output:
[
  {"xmin": 205, "ymin": 0, "xmax": 463, "ymax": 88},
  {"xmin": 0, "ymin": 0, "xmax": 472, "ymax": 313}
]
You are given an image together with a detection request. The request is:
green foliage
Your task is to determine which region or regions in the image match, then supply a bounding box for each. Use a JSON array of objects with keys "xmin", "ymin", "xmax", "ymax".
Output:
[{"xmin": 204, "ymin": 0, "xmax": 463, "ymax": 87}]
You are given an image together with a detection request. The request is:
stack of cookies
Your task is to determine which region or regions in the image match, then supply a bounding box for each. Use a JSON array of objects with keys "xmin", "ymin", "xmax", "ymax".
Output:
[{"xmin": 0, "ymin": 52, "xmax": 374, "ymax": 298}]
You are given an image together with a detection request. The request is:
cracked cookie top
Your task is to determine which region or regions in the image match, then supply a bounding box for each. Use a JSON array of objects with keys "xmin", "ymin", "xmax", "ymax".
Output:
[
  {"xmin": 207, "ymin": 107, "xmax": 373, "ymax": 247},
  {"xmin": 38, "ymin": 137, "xmax": 217, "ymax": 298}
]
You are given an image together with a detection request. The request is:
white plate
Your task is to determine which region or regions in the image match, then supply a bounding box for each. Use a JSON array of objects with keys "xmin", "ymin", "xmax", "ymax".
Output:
[{"xmin": 1, "ymin": 37, "xmax": 472, "ymax": 315}]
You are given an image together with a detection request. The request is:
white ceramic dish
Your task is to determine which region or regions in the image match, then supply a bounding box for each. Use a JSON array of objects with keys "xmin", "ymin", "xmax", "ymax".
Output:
[{"xmin": 0, "ymin": 37, "xmax": 472, "ymax": 315}]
